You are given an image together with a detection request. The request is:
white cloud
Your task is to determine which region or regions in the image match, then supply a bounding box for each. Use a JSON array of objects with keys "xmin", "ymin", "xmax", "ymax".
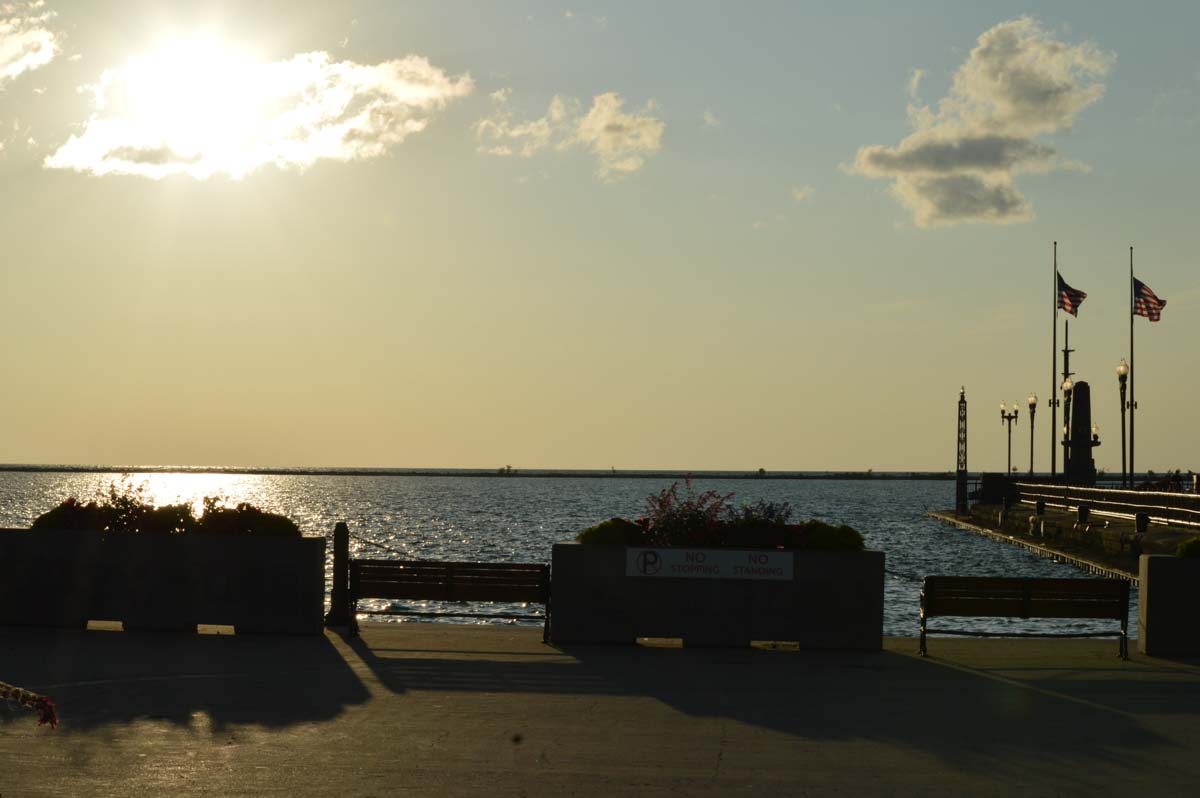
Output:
[
  {"xmin": 575, "ymin": 93, "xmax": 664, "ymax": 180},
  {"xmin": 0, "ymin": 0, "xmax": 58, "ymax": 86},
  {"xmin": 475, "ymin": 91, "xmax": 576, "ymax": 158},
  {"xmin": 907, "ymin": 68, "xmax": 924, "ymax": 100},
  {"xmin": 791, "ymin": 185, "xmax": 814, "ymax": 202},
  {"xmin": 475, "ymin": 90, "xmax": 664, "ymax": 182},
  {"xmin": 702, "ymin": 109, "xmax": 720, "ymax": 127},
  {"xmin": 852, "ymin": 17, "xmax": 1112, "ymax": 227},
  {"xmin": 45, "ymin": 43, "xmax": 473, "ymax": 179}
]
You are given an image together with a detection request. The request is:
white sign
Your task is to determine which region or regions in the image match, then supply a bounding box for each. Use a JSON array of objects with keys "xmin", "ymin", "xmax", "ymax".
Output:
[{"xmin": 625, "ymin": 548, "xmax": 793, "ymax": 580}]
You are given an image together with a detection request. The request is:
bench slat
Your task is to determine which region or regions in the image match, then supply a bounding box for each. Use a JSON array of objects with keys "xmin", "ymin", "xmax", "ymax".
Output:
[
  {"xmin": 348, "ymin": 558, "xmax": 550, "ymax": 639},
  {"xmin": 354, "ymin": 569, "xmax": 545, "ymax": 585},
  {"xmin": 355, "ymin": 585, "xmax": 546, "ymax": 603},
  {"xmin": 919, "ymin": 575, "xmax": 1130, "ymax": 658},
  {"xmin": 353, "ymin": 559, "xmax": 545, "ymax": 572},
  {"xmin": 354, "ymin": 573, "xmax": 547, "ymax": 587}
]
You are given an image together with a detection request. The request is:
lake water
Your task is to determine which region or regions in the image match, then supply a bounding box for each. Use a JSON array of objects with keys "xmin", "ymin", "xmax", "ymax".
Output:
[{"xmin": 0, "ymin": 471, "xmax": 1138, "ymax": 638}]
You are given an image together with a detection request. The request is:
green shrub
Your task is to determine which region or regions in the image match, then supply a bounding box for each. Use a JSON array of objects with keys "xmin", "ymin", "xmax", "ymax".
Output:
[
  {"xmin": 30, "ymin": 497, "xmax": 111, "ymax": 533},
  {"xmin": 31, "ymin": 482, "xmax": 299, "ymax": 537},
  {"xmin": 795, "ymin": 521, "xmax": 865, "ymax": 551},
  {"xmin": 199, "ymin": 502, "xmax": 300, "ymax": 537},
  {"xmin": 577, "ymin": 486, "xmax": 864, "ymax": 552},
  {"xmin": 576, "ymin": 517, "xmax": 647, "ymax": 545},
  {"xmin": 1175, "ymin": 537, "xmax": 1200, "ymax": 557}
]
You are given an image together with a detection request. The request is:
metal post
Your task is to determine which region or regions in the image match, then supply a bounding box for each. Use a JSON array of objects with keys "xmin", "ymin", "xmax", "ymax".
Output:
[
  {"xmin": 1051, "ymin": 241, "xmax": 1058, "ymax": 477},
  {"xmin": 1061, "ymin": 319, "xmax": 1074, "ymax": 477},
  {"xmin": 325, "ymin": 521, "xmax": 350, "ymax": 627},
  {"xmin": 1029, "ymin": 401, "xmax": 1037, "ymax": 475},
  {"xmin": 1063, "ymin": 387, "xmax": 1073, "ymax": 478},
  {"xmin": 1129, "ymin": 246, "xmax": 1136, "ymax": 487},
  {"xmin": 1119, "ymin": 372, "xmax": 1128, "ymax": 488},
  {"xmin": 1001, "ymin": 403, "xmax": 1019, "ymax": 475},
  {"xmin": 1008, "ymin": 420, "xmax": 1013, "ymax": 474},
  {"xmin": 956, "ymin": 388, "xmax": 968, "ymax": 515}
]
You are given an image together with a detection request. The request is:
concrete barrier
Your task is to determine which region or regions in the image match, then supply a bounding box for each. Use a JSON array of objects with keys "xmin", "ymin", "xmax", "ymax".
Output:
[
  {"xmin": 0, "ymin": 528, "xmax": 325, "ymax": 634},
  {"xmin": 549, "ymin": 543, "xmax": 884, "ymax": 649},
  {"xmin": 1139, "ymin": 554, "xmax": 1200, "ymax": 656}
]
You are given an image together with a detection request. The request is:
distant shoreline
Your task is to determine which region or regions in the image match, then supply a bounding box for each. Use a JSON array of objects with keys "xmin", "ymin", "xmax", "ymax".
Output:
[{"xmin": 0, "ymin": 464, "xmax": 957, "ymax": 481}]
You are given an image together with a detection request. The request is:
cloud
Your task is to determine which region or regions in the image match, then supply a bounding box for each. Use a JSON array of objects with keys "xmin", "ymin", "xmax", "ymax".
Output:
[
  {"xmin": 474, "ymin": 90, "xmax": 577, "ymax": 158},
  {"xmin": 44, "ymin": 45, "xmax": 473, "ymax": 179},
  {"xmin": 852, "ymin": 17, "xmax": 1112, "ymax": 227},
  {"xmin": 702, "ymin": 109, "xmax": 720, "ymax": 127},
  {"xmin": 907, "ymin": 68, "xmax": 924, "ymax": 100},
  {"xmin": 475, "ymin": 90, "xmax": 664, "ymax": 182},
  {"xmin": 791, "ymin": 185, "xmax": 814, "ymax": 202},
  {"xmin": 0, "ymin": 0, "xmax": 58, "ymax": 86},
  {"xmin": 575, "ymin": 93, "xmax": 664, "ymax": 180},
  {"xmin": 857, "ymin": 135, "xmax": 1057, "ymax": 176}
]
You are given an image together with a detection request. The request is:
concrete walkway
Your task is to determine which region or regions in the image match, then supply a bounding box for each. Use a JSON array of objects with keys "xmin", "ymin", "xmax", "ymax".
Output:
[{"xmin": 4, "ymin": 623, "xmax": 1200, "ymax": 796}]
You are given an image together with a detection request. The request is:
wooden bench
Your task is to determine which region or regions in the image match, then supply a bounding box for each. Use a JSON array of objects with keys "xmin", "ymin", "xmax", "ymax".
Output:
[
  {"xmin": 348, "ymin": 559, "xmax": 550, "ymax": 641},
  {"xmin": 919, "ymin": 576, "xmax": 1130, "ymax": 659}
]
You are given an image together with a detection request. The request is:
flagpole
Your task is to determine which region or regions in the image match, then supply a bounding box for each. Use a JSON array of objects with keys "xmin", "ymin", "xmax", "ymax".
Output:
[
  {"xmin": 1129, "ymin": 245, "xmax": 1135, "ymax": 486},
  {"xmin": 1051, "ymin": 241, "xmax": 1058, "ymax": 477}
]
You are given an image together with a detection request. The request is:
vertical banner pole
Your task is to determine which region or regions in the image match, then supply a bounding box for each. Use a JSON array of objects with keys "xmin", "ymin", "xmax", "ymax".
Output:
[
  {"xmin": 1051, "ymin": 241, "xmax": 1058, "ymax": 477},
  {"xmin": 1129, "ymin": 246, "xmax": 1135, "ymax": 486}
]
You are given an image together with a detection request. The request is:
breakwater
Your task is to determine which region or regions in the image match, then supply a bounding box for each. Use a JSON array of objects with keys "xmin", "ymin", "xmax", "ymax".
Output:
[
  {"xmin": 0, "ymin": 463, "xmax": 956, "ymax": 480},
  {"xmin": 928, "ymin": 510, "xmax": 1138, "ymax": 583}
]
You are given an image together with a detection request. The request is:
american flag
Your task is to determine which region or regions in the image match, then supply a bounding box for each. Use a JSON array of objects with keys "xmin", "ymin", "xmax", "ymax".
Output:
[
  {"xmin": 1133, "ymin": 277, "xmax": 1167, "ymax": 321},
  {"xmin": 1057, "ymin": 273, "xmax": 1087, "ymax": 316}
]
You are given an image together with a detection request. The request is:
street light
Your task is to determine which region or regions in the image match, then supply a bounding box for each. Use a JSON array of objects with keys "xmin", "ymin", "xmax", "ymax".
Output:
[
  {"xmin": 1001, "ymin": 401, "xmax": 1019, "ymax": 474},
  {"xmin": 1117, "ymin": 358, "xmax": 1129, "ymax": 487},
  {"xmin": 1027, "ymin": 393, "xmax": 1038, "ymax": 475}
]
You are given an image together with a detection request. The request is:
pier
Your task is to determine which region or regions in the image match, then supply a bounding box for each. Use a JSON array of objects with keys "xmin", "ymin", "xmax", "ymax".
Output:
[{"xmin": 928, "ymin": 510, "xmax": 1139, "ymax": 582}]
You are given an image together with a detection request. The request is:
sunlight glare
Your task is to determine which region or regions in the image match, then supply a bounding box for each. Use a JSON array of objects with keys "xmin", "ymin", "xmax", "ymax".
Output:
[
  {"xmin": 98, "ymin": 35, "xmax": 267, "ymax": 178},
  {"xmin": 132, "ymin": 472, "xmax": 264, "ymax": 517}
]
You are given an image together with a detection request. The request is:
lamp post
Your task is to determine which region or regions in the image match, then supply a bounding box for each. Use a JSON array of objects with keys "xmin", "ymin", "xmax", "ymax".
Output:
[
  {"xmin": 1027, "ymin": 393, "xmax": 1038, "ymax": 475},
  {"xmin": 1062, "ymin": 378, "xmax": 1074, "ymax": 472},
  {"xmin": 1001, "ymin": 401, "xmax": 1020, "ymax": 474},
  {"xmin": 1117, "ymin": 358, "xmax": 1129, "ymax": 488}
]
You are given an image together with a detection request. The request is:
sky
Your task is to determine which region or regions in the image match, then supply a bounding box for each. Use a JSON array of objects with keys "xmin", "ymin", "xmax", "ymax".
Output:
[{"xmin": 2, "ymin": 0, "xmax": 1199, "ymax": 473}]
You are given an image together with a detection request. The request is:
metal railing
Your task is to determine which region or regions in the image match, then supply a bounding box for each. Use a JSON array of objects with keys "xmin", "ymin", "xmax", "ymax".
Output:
[{"xmin": 1016, "ymin": 482, "xmax": 1200, "ymax": 529}]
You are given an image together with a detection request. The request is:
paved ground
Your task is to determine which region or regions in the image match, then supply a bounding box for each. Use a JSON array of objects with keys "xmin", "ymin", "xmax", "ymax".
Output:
[{"xmin": 4, "ymin": 622, "xmax": 1200, "ymax": 796}]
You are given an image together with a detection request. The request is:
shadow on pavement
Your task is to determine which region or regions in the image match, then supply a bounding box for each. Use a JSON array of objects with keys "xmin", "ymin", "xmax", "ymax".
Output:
[
  {"xmin": 0, "ymin": 625, "xmax": 369, "ymax": 733},
  {"xmin": 346, "ymin": 632, "xmax": 1188, "ymax": 772}
]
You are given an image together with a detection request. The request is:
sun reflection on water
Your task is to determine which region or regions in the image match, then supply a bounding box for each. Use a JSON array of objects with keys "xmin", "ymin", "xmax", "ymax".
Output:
[{"xmin": 104, "ymin": 473, "xmax": 270, "ymax": 518}]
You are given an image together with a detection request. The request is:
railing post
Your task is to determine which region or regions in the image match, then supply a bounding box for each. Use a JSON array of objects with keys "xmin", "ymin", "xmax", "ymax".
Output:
[{"xmin": 325, "ymin": 521, "xmax": 350, "ymax": 627}]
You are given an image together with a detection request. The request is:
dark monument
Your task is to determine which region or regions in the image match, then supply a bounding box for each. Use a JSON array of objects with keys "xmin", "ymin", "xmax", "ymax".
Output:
[{"xmin": 1065, "ymin": 380, "xmax": 1100, "ymax": 486}]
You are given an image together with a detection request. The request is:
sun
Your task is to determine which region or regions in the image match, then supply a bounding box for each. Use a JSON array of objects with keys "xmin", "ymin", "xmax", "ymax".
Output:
[
  {"xmin": 45, "ymin": 31, "xmax": 473, "ymax": 180},
  {"xmin": 89, "ymin": 34, "xmax": 272, "ymax": 178}
]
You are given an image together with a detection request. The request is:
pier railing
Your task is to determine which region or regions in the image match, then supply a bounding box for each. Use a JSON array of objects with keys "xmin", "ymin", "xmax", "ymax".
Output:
[{"xmin": 1016, "ymin": 482, "xmax": 1200, "ymax": 529}]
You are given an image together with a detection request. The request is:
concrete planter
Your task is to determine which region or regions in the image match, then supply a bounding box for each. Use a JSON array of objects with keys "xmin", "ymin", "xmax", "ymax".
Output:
[
  {"xmin": 550, "ymin": 543, "xmax": 884, "ymax": 649},
  {"xmin": 0, "ymin": 528, "xmax": 325, "ymax": 634},
  {"xmin": 1139, "ymin": 554, "xmax": 1200, "ymax": 656}
]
